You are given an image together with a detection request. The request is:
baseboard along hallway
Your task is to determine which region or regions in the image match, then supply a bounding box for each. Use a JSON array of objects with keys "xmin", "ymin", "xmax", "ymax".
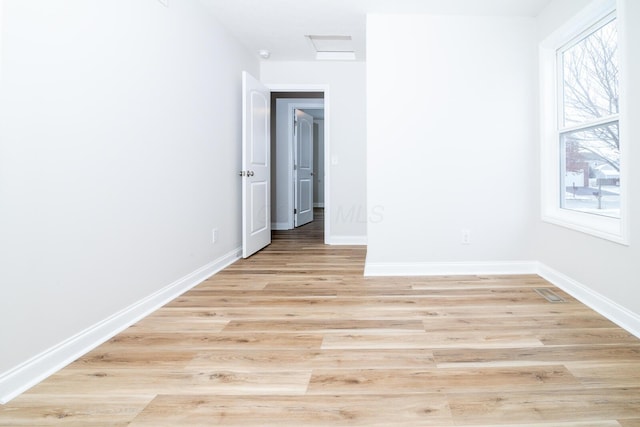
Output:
[{"xmin": 1, "ymin": 210, "xmax": 639, "ymax": 425}]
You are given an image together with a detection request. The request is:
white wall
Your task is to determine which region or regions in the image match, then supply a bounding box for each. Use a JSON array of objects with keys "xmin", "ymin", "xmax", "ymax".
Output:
[
  {"xmin": 261, "ymin": 61, "xmax": 367, "ymax": 243},
  {"xmin": 0, "ymin": 0, "xmax": 257, "ymax": 400},
  {"xmin": 534, "ymin": 0, "xmax": 640, "ymax": 320},
  {"xmin": 366, "ymin": 14, "xmax": 538, "ymax": 274}
]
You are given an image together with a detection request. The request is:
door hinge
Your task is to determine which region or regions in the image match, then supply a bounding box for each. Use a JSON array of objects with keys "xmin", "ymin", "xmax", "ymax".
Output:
[
  {"xmin": 294, "ymin": 208, "xmax": 297, "ymax": 214},
  {"xmin": 293, "ymin": 165, "xmax": 297, "ymax": 170}
]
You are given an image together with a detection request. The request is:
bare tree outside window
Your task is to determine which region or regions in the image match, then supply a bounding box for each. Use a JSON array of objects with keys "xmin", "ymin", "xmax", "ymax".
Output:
[{"xmin": 559, "ymin": 16, "xmax": 619, "ymax": 218}]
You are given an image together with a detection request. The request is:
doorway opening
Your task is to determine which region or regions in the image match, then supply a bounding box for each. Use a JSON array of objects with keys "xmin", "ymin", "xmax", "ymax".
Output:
[{"xmin": 270, "ymin": 91, "xmax": 326, "ymax": 241}]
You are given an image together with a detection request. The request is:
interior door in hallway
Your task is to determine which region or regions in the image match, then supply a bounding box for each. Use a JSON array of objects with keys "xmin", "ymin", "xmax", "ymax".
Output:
[
  {"xmin": 241, "ymin": 71, "xmax": 271, "ymax": 258},
  {"xmin": 294, "ymin": 109, "xmax": 314, "ymax": 227}
]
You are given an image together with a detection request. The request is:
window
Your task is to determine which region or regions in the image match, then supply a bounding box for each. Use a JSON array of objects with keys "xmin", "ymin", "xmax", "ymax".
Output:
[
  {"xmin": 559, "ymin": 15, "xmax": 619, "ymax": 218},
  {"xmin": 540, "ymin": 0, "xmax": 627, "ymax": 244}
]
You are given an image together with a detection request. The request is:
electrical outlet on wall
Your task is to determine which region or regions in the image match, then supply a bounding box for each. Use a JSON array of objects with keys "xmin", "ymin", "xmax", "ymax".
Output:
[
  {"xmin": 212, "ymin": 229, "xmax": 218, "ymax": 244},
  {"xmin": 461, "ymin": 229, "xmax": 471, "ymax": 245}
]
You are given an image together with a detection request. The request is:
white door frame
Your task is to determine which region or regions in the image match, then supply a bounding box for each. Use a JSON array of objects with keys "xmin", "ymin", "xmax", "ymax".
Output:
[
  {"xmin": 267, "ymin": 84, "xmax": 330, "ymax": 244},
  {"xmin": 290, "ymin": 104, "xmax": 322, "ymax": 229},
  {"xmin": 273, "ymin": 98, "xmax": 322, "ymax": 231},
  {"xmin": 293, "ymin": 108, "xmax": 315, "ymax": 228}
]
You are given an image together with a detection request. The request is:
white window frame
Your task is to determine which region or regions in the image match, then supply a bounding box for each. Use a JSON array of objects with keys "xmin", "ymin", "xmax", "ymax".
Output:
[{"xmin": 539, "ymin": 0, "xmax": 629, "ymax": 245}]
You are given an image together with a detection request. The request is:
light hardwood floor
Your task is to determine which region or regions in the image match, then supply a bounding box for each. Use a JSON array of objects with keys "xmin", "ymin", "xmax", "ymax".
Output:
[{"xmin": 2, "ymin": 209, "xmax": 640, "ymax": 426}]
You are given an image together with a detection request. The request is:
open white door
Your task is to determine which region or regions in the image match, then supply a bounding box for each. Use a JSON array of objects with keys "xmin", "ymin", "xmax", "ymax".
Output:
[
  {"xmin": 242, "ymin": 71, "xmax": 270, "ymax": 258},
  {"xmin": 294, "ymin": 109, "xmax": 314, "ymax": 227}
]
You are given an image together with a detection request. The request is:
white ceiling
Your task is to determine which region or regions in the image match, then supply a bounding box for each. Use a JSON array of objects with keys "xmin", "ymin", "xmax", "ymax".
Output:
[{"xmin": 198, "ymin": 0, "xmax": 553, "ymax": 62}]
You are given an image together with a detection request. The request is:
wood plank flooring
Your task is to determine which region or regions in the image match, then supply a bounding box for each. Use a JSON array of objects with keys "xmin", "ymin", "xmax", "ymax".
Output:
[{"xmin": 1, "ymin": 209, "xmax": 640, "ymax": 426}]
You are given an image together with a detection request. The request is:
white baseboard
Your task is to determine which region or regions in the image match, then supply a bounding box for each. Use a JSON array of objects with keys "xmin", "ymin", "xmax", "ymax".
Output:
[
  {"xmin": 271, "ymin": 222, "xmax": 291, "ymax": 231},
  {"xmin": 0, "ymin": 248, "xmax": 242, "ymax": 405},
  {"xmin": 327, "ymin": 235, "xmax": 367, "ymax": 245},
  {"xmin": 537, "ymin": 263, "xmax": 640, "ymax": 339},
  {"xmin": 313, "ymin": 203, "xmax": 325, "ymax": 208},
  {"xmin": 4, "ymin": 252, "xmax": 638, "ymax": 404},
  {"xmin": 364, "ymin": 260, "xmax": 539, "ymax": 276},
  {"xmin": 363, "ymin": 259, "xmax": 640, "ymax": 338}
]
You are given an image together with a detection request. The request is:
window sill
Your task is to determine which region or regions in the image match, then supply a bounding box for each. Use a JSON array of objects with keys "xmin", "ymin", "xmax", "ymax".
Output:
[{"xmin": 542, "ymin": 208, "xmax": 629, "ymax": 246}]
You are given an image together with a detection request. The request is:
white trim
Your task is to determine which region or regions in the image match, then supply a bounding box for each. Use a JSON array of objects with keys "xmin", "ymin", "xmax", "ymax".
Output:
[
  {"xmin": 364, "ymin": 261, "xmax": 539, "ymax": 277},
  {"xmin": 540, "ymin": 211, "xmax": 626, "ymax": 243},
  {"xmin": 271, "ymin": 222, "xmax": 290, "ymax": 231},
  {"xmin": 3, "ymin": 250, "xmax": 639, "ymax": 403},
  {"xmin": 327, "ymin": 235, "xmax": 367, "ymax": 246},
  {"xmin": 274, "ymin": 98, "xmax": 324, "ymax": 230},
  {"xmin": 558, "ymin": 115, "xmax": 619, "ymax": 134},
  {"xmin": 0, "ymin": 248, "xmax": 241, "ymax": 404},
  {"xmin": 287, "ymin": 102, "xmax": 324, "ymax": 228},
  {"xmin": 267, "ymin": 84, "xmax": 328, "ymax": 92},
  {"xmin": 617, "ymin": 0, "xmax": 631, "ymax": 245},
  {"xmin": 314, "ymin": 203, "xmax": 325, "ymax": 208},
  {"xmin": 267, "ymin": 83, "xmax": 331, "ymax": 245},
  {"xmin": 362, "ymin": 259, "xmax": 640, "ymax": 339},
  {"xmin": 538, "ymin": 263, "xmax": 640, "ymax": 339}
]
